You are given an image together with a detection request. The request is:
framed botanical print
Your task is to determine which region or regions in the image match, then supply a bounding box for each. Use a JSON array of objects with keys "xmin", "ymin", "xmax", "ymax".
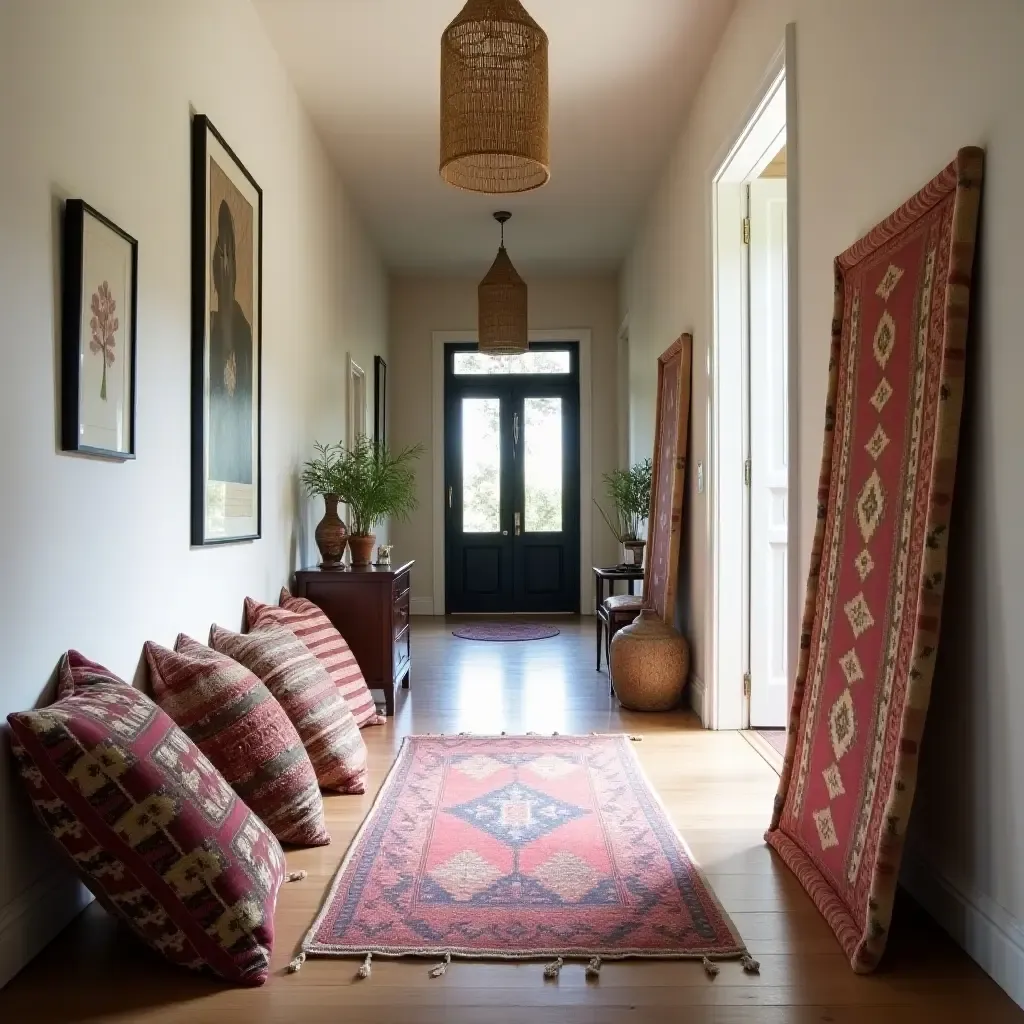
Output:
[
  {"xmin": 61, "ymin": 200, "xmax": 138, "ymax": 459},
  {"xmin": 374, "ymin": 355, "xmax": 387, "ymax": 449},
  {"xmin": 191, "ymin": 114, "xmax": 262, "ymax": 545}
]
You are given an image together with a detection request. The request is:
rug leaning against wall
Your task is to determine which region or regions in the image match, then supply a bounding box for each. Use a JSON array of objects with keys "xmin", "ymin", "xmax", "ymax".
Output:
[{"xmin": 765, "ymin": 148, "xmax": 984, "ymax": 972}]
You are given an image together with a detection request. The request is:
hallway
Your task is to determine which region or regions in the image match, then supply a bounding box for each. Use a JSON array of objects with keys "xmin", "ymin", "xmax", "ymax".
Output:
[{"xmin": 1, "ymin": 618, "xmax": 1018, "ymax": 1023}]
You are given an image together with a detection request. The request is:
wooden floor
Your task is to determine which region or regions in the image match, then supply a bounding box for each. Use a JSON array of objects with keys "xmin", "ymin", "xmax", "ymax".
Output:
[{"xmin": 1, "ymin": 617, "xmax": 1020, "ymax": 1023}]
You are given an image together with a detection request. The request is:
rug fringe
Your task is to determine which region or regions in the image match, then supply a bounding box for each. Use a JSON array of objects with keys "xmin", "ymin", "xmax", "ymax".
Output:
[
  {"xmin": 629, "ymin": 735, "xmax": 643, "ymax": 742},
  {"xmin": 702, "ymin": 956, "xmax": 720, "ymax": 978},
  {"xmin": 428, "ymin": 952, "xmax": 451, "ymax": 978},
  {"xmin": 585, "ymin": 956, "xmax": 602, "ymax": 977},
  {"xmin": 356, "ymin": 952, "xmax": 373, "ymax": 978},
  {"xmin": 285, "ymin": 869, "xmax": 307, "ymax": 883},
  {"xmin": 543, "ymin": 956, "xmax": 564, "ymax": 978},
  {"xmin": 287, "ymin": 952, "xmax": 306, "ymax": 973},
  {"xmin": 740, "ymin": 954, "xmax": 760, "ymax": 974}
]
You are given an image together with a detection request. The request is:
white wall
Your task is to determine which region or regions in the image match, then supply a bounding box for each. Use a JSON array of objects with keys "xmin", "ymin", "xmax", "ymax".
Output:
[
  {"xmin": 620, "ymin": 0, "xmax": 1024, "ymax": 1003},
  {"xmin": 388, "ymin": 275, "xmax": 622, "ymax": 609},
  {"xmin": 0, "ymin": 0, "xmax": 387, "ymax": 986}
]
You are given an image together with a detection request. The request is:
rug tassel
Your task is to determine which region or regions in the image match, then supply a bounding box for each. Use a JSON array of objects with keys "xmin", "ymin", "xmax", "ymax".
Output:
[
  {"xmin": 428, "ymin": 952, "xmax": 451, "ymax": 978},
  {"xmin": 585, "ymin": 956, "xmax": 602, "ymax": 977},
  {"xmin": 543, "ymin": 956, "xmax": 564, "ymax": 979},
  {"xmin": 285, "ymin": 869, "xmax": 307, "ymax": 883},
  {"xmin": 702, "ymin": 956, "xmax": 720, "ymax": 978},
  {"xmin": 740, "ymin": 954, "xmax": 761, "ymax": 974},
  {"xmin": 629, "ymin": 735, "xmax": 643, "ymax": 742},
  {"xmin": 356, "ymin": 952, "xmax": 373, "ymax": 979},
  {"xmin": 287, "ymin": 952, "xmax": 306, "ymax": 973}
]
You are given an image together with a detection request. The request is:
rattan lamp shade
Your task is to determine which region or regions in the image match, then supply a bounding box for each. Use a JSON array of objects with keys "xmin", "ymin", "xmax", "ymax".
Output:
[
  {"xmin": 479, "ymin": 243, "xmax": 528, "ymax": 355},
  {"xmin": 440, "ymin": 0, "xmax": 549, "ymax": 194}
]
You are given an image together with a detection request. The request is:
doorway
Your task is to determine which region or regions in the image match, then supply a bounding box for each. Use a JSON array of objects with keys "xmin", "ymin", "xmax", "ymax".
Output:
[
  {"xmin": 710, "ymin": 47, "xmax": 796, "ymax": 732},
  {"xmin": 444, "ymin": 343, "xmax": 580, "ymax": 614}
]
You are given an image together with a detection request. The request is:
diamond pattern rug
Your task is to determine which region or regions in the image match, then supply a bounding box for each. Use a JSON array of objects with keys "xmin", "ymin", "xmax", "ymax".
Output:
[
  {"xmin": 303, "ymin": 734, "xmax": 747, "ymax": 962},
  {"xmin": 766, "ymin": 148, "xmax": 983, "ymax": 972}
]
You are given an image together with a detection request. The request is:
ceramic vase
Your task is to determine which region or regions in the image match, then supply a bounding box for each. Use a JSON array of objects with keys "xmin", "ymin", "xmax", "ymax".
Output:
[
  {"xmin": 622, "ymin": 539, "xmax": 646, "ymax": 568},
  {"xmin": 609, "ymin": 608, "xmax": 689, "ymax": 711},
  {"xmin": 314, "ymin": 495, "xmax": 348, "ymax": 568},
  {"xmin": 348, "ymin": 533, "xmax": 376, "ymax": 567}
]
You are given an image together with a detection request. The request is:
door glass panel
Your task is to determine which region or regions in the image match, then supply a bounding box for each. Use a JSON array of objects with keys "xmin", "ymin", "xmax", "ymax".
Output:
[
  {"xmin": 462, "ymin": 397, "xmax": 501, "ymax": 533},
  {"xmin": 453, "ymin": 350, "xmax": 571, "ymax": 375},
  {"xmin": 523, "ymin": 396, "xmax": 562, "ymax": 532}
]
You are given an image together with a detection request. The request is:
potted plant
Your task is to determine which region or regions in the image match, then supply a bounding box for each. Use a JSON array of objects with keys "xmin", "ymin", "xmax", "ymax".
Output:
[
  {"xmin": 301, "ymin": 441, "xmax": 348, "ymax": 568},
  {"xmin": 594, "ymin": 458, "xmax": 653, "ymax": 567},
  {"xmin": 334, "ymin": 436, "xmax": 424, "ymax": 566}
]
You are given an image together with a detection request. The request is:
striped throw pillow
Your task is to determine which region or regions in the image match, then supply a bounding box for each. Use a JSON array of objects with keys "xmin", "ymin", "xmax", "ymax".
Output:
[
  {"xmin": 210, "ymin": 625, "xmax": 368, "ymax": 795},
  {"xmin": 144, "ymin": 636, "xmax": 330, "ymax": 847},
  {"xmin": 243, "ymin": 592, "xmax": 385, "ymax": 728}
]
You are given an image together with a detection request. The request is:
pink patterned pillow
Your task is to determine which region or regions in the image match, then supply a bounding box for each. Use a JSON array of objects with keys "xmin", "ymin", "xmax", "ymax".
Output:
[
  {"xmin": 7, "ymin": 651, "xmax": 286, "ymax": 985},
  {"xmin": 244, "ymin": 591, "xmax": 385, "ymax": 728},
  {"xmin": 210, "ymin": 625, "xmax": 368, "ymax": 794},
  {"xmin": 144, "ymin": 636, "xmax": 330, "ymax": 847}
]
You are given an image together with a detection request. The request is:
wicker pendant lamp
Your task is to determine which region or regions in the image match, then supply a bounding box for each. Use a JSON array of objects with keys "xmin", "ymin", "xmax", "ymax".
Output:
[
  {"xmin": 440, "ymin": 0, "xmax": 549, "ymax": 194},
  {"xmin": 478, "ymin": 211, "xmax": 528, "ymax": 354}
]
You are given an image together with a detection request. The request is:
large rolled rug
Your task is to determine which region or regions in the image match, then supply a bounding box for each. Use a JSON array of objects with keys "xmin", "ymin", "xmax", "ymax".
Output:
[
  {"xmin": 766, "ymin": 148, "xmax": 983, "ymax": 972},
  {"xmin": 304, "ymin": 734, "xmax": 747, "ymax": 964}
]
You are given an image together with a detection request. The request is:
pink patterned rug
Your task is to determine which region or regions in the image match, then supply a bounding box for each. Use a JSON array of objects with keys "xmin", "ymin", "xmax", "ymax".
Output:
[
  {"xmin": 451, "ymin": 622, "xmax": 560, "ymax": 642},
  {"xmin": 303, "ymin": 735, "xmax": 748, "ymax": 964}
]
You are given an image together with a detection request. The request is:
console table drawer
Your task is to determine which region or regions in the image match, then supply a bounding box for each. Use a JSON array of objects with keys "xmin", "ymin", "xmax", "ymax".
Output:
[
  {"xmin": 394, "ymin": 589, "xmax": 410, "ymax": 638},
  {"xmin": 395, "ymin": 625, "xmax": 410, "ymax": 672}
]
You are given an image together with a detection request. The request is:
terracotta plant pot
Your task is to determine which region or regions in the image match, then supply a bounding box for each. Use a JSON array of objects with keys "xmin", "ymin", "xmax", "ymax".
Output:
[
  {"xmin": 609, "ymin": 608, "xmax": 689, "ymax": 711},
  {"xmin": 348, "ymin": 533, "xmax": 376, "ymax": 567},
  {"xmin": 314, "ymin": 494, "xmax": 348, "ymax": 568}
]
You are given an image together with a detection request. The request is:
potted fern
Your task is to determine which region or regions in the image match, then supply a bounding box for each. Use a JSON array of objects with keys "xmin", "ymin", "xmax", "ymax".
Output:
[
  {"xmin": 594, "ymin": 458, "xmax": 653, "ymax": 567},
  {"xmin": 301, "ymin": 441, "xmax": 347, "ymax": 567},
  {"xmin": 334, "ymin": 436, "xmax": 424, "ymax": 566}
]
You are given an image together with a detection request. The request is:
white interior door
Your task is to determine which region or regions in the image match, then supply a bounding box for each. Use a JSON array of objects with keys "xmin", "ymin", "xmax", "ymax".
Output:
[{"xmin": 748, "ymin": 178, "xmax": 789, "ymax": 728}]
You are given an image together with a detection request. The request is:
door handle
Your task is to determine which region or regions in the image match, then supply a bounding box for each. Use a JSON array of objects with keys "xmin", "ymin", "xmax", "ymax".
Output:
[
  {"xmin": 514, "ymin": 511, "xmax": 521, "ymax": 536},
  {"xmin": 448, "ymin": 485, "xmax": 453, "ymax": 509},
  {"xmin": 513, "ymin": 412, "xmax": 519, "ymax": 453}
]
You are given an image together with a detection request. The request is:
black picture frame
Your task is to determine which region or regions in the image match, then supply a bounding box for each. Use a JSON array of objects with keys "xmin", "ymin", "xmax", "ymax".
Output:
[
  {"xmin": 190, "ymin": 114, "xmax": 263, "ymax": 546},
  {"xmin": 61, "ymin": 199, "xmax": 138, "ymax": 460},
  {"xmin": 374, "ymin": 355, "xmax": 387, "ymax": 449}
]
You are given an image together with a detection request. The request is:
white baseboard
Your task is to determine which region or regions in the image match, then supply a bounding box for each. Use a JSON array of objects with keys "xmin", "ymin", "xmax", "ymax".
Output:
[
  {"xmin": 409, "ymin": 597, "xmax": 435, "ymax": 616},
  {"xmin": 689, "ymin": 673, "xmax": 706, "ymax": 724},
  {"xmin": 0, "ymin": 868, "xmax": 92, "ymax": 989},
  {"xmin": 901, "ymin": 848, "xmax": 1024, "ymax": 1010}
]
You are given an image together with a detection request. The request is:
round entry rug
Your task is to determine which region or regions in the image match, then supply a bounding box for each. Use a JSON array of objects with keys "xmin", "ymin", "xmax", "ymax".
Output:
[{"xmin": 452, "ymin": 622, "xmax": 560, "ymax": 642}]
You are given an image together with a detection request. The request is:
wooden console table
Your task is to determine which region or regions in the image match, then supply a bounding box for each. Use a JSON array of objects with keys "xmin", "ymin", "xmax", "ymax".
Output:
[{"xmin": 293, "ymin": 560, "xmax": 413, "ymax": 717}]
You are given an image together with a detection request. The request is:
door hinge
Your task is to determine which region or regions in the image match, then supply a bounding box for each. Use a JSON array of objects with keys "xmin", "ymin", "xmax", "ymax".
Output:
[
  {"xmin": 741, "ymin": 216, "xmax": 751, "ymax": 245},
  {"xmin": 744, "ymin": 457, "xmax": 751, "ymax": 486},
  {"xmin": 743, "ymin": 672, "xmax": 751, "ymax": 698}
]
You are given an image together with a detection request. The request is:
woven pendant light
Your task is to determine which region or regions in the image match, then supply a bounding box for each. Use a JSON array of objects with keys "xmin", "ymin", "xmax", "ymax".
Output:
[
  {"xmin": 440, "ymin": 0, "xmax": 549, "ymax": 194},
  {"xmin": 478, "ymin": 211, "xmax": 528, "ymax": 354}
]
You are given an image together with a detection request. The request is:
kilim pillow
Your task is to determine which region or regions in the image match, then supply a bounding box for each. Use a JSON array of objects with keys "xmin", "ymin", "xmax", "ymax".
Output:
[
  {"xmin": 210, "ymin": 624, "xmax": 368, "ymax": 794},
  {"xmin": 6, "ymin": 651, "xmax": 286, "ymax": 985},
  {"xmin": 144, "ymin": 636, "xmax": 330, "ymax": 847},
  {"xmin": 244, "ymin": 591, "xmax": 385, "ymax": 728}
]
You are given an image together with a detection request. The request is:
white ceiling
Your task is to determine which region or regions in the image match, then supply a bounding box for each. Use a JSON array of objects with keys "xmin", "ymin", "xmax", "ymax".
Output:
[{"xmin": 253, "ymin": 0, "xmax": 736, "ymax": 274}]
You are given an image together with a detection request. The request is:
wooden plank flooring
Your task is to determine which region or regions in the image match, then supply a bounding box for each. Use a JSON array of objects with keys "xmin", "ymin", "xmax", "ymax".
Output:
[{"xmin": 1, "ymin": 617, "xmax": 1020, "ymax": 1023}]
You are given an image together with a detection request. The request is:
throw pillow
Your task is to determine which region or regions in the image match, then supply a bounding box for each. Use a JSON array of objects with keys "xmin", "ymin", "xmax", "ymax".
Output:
[
  {"xmin": 7, "ymin": 651, "xmax": 286, "ymax": 985},
  {"xmin": 244, "ymin": 591, "xmax": 385, "ymax": 727},
  {"xmin": 144, "ymin": 636, "xmax": 330, "ymax": 847},
  {"xmin": 209, "ymin": 624, "xmax": 368, "ymax": 794}
]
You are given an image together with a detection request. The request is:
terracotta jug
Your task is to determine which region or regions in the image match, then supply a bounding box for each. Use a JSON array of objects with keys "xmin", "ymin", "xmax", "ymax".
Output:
[
  {"xmin": 314, "ymin": 495, "xmax": 348, "ymax": 567},
  {"xmin": 609, "ymin": 608, "xmax": 689, "ymax": 711}
]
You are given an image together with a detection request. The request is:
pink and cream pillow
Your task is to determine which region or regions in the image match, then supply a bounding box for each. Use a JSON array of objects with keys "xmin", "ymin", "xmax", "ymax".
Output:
[
  {"xmin": 7, "ymin": 651, "xmax": 286, "ymax": 985},
  {"xmin": 144, "ymin": 635, "xmax": 330, "ymax": 847},
  {"xmin": 210, "ymin": 624, "xmax": 368, "ymax": 794},
  {"xmin": 244, "ymin": 590, "xmax": 385, "ymax": 728}
]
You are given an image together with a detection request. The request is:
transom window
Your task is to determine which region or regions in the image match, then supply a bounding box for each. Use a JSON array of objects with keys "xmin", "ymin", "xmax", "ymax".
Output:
[{"xmin": 452, "ymin": 349, "xmax": 571, "ymax": 375}]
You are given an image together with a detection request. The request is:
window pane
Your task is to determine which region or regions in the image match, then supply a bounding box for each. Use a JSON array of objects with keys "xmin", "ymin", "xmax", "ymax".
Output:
[
  {"xmin": 462, "ymin": 398, "xmax": 501, "ymax": 533},
  {"xmin": 453, "ymin": 350, "xmax": 571, "ymax": 375},
  {"xmin": 524, "ymin": 397, "xmax": 562, "ymax": 532}
]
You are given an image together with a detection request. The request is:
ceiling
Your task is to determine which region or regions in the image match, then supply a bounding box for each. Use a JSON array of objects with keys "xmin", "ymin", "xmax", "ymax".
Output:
[{"xmin": 253, "ymin": 0, "xmax": 736, "ymax": 274}]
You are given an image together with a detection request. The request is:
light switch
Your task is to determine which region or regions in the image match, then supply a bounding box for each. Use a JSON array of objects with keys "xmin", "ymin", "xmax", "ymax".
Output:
[{"xmin": 697, "ymin": 461, "xmax": 705, "ymax": 494}]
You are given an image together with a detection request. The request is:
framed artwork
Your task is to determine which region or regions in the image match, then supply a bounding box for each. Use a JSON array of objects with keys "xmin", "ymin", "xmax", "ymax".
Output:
[
  {"xmin": 61, "ymin": 200, "xmax": 138, "ymax": 459},
  {"xmin": 374, "ymin": 355, "xmax": 387, "ymax": 448},
  {"xmin": 191, "ymin": 114, "xmax": 262, "ymax": 545}
]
